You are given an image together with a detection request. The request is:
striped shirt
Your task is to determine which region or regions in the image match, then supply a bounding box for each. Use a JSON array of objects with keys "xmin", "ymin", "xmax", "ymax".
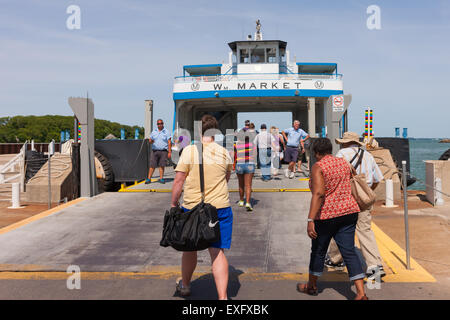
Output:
[{"xmin": 234, "ymin": 141, "xmax": 256, "ymax": 164}]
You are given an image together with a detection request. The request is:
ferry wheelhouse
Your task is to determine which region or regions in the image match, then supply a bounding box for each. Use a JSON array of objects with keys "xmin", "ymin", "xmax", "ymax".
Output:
[{"xmin": 172, "ymin": 24, "xmax": 349, "ymax": 152}]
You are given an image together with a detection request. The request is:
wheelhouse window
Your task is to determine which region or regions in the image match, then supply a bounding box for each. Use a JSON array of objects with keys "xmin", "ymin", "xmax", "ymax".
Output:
[
  {"xmin": 266, "ymin": 48, "xmax": 277, "ymax": 63},
  {"xmin": 280, "ymin": 48, "xmax": 286, "ymax": 63},
  {"xmin": 236, "ymin": 43, "xmax": 281, "ymax": 64},
  {"xmin": 250, "ymin": 48, "xmax": 265, "ymax": 63},
  {"xmin": 239, "ymin": 49, "xmax": 249, "ymax": 63}
]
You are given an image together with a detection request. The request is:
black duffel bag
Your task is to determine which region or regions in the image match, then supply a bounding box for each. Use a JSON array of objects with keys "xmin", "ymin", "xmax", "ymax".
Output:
[{"xmin": 160, "ymin": 143, "xmax": 220, "ymax": 251}]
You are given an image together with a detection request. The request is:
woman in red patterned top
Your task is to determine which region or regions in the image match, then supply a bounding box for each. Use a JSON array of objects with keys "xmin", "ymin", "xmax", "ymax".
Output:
[{"xmin": 297, "ymin": 138, "xmax": 368, "ymax": 300}]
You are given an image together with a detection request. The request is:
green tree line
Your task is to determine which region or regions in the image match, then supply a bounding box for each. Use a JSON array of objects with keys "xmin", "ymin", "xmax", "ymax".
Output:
[{"xmin": 0, "ymin": 115, "xmax": 145, "ymax": 143}]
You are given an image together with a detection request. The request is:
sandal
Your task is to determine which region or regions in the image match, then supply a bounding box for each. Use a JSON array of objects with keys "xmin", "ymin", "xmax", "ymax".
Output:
[
  {"xmin": 175, "ymin": 277, "xmax": 191, "ymax": 297},
  {"xmin": 296, "ymin": 283, "xmax": 318, "ymax": 296},
  {"xmin": 354, "ymin": 294, "xmax": 369, "ymax": 300}
]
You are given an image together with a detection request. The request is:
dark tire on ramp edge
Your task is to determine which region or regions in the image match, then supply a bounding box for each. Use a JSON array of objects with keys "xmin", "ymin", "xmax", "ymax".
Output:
[{"xmin": 95, "ymin": 151, "xmax": 116, "ymax": 192}]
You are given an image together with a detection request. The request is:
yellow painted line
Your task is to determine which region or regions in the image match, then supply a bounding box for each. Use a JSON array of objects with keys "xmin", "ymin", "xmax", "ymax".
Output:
[
  {"xmin": 119, "ymin": 188, "xmax": 172, "ymax": 193},
  {"xmin": 120, "ymin": 188, "xmax": 310, "ymax": 193},
  {"xmin": 298, "ymin": 178, "xmax": 310, "ymax": 181},
  {"xmin": 233, "ymin": 188, "xmax": 311, "ymax": 193},
  {"xmin": 281, "ymin": 188, "xmax": 310, "ymax": 192},
  {"xmin": 230, "ymin": 189, "xmax": 279, "ymax": 193},
  {"xmin": 134, "ymin": 180, "xmax": 149, "ymax": 186},
  {"xmin": 0, "ymin": 270, "xmax": 358, "ymax": 282},
  {"xmin": 372, "ymin": 222, "xmax": 436, "ymax": 282},
  {"xmin": 0, "ymin": 264, "xmax": 56, "ymax": 272},
  {"xmin": 119, "ymin": 179, "xmax": 167, "ymax": 192},
  {"xmin": 0, "ymin": 268, "xmax": 423, "ymax": 283},
  {"xmin": 0, "ymin": 198, "xmax": 86, "ymax": 236}
]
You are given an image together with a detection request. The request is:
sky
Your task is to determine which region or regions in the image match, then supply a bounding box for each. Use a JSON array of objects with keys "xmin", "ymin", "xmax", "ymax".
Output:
[{"xmin": 0, "ymin": 0, "xmax": 449, "ymax": 138}]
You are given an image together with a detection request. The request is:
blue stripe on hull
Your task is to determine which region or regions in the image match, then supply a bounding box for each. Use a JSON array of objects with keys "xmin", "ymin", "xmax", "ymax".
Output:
[{"xmin": 173, "ymin": 89, "xmax": 343, "ymax": 100}]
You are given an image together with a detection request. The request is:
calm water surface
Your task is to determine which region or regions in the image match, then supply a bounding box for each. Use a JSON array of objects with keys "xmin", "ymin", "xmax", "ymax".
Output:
[{"xmin": 409, "ymin": 139, "xmax": 449, "ymax": 190}]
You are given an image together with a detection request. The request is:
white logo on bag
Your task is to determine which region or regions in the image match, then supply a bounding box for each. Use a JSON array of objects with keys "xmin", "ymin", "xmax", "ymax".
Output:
[{"xmin": 208, "ymin": 220, "xmax": 219, "ymax": 228}]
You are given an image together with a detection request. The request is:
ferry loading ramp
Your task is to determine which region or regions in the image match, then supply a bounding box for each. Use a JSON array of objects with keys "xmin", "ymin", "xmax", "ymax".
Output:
[{"xmin": 0, "ymin": 167, "xmax": 437, "ymax": 299}]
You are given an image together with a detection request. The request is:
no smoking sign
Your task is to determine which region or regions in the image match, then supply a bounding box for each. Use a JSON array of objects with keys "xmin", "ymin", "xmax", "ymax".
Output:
[{"xmin": 332, "ymin": 95, "xmax": 344, "ymax": 112}]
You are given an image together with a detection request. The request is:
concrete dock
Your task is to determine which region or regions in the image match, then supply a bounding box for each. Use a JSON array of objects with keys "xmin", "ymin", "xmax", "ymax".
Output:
[
  {"xmin": 0, "ymin": 168, "xmax": 446, "ymax": 300},
  {"xmin": 123, "ymin": 166, "xmax": 311, "ymax": 192},
  {"xmin": 0, "ymin": 191, "xmax": 313, "ymax": 273}
]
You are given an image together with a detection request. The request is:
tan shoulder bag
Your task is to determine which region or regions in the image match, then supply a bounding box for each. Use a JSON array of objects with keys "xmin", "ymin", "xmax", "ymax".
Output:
[{"xmin": 349, "ymin": 148, "xmax": 376, "ymax": 211}]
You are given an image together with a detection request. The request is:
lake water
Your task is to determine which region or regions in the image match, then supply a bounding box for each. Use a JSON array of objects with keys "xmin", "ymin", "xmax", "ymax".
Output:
[{"xmin": 408, "ymin": 139, "xmax": 449, "ymax": 190}]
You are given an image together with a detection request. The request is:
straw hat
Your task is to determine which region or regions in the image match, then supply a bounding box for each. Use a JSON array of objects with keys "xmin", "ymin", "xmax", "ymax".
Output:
[{"xmin": 335, "ymin": 132, "xmax": 364, "ymax": 146}]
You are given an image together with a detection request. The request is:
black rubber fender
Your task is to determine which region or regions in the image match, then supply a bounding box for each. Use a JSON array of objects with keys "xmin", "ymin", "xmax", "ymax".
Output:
[
  {"xmin": 439, "ymin": 149, "xmax": 450, "ymax": 161},
  {"xmin": 95, "ymin": 150, "xmax": 115, "ymax": 192}
]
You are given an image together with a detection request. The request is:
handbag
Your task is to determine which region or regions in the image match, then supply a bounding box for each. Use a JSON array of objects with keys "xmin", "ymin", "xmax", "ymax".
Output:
[
  {"xmin": 160, "ymin": 143, "xmax": 221, "ymax": 251},
  {"xmin": 349, "ymin": 148, "xmax": 377, "ymax": 211}
]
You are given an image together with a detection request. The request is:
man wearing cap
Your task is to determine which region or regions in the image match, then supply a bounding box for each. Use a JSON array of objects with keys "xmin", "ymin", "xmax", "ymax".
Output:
[
  {"xmin": 325, "ymin": 131, "xmax": 386, "ymax": 281},
  {"xmin": 282, "ymin": 120, "xmax": 309, "ymax": 179},
  {"xmin": 240, "ymin": 120, "xmax": 250, "ymax": 132},
  {"xmin": 254, "ymin": 124, "xmax": 275, "ymax": 181},
  {"xmin": 145, "ymin": 119, "xmax": 172, "ymax": 184}
]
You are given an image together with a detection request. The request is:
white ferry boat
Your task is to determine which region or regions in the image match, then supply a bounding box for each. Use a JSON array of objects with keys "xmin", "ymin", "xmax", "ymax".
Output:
[{"xmin": 172, "ymin": 21, "xmax": 350, "ymax": 152}]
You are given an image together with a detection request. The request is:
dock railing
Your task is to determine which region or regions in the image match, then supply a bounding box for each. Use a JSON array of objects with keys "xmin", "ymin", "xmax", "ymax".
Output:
[
  {"xmin": 174, "ymin": 72, "xmax": 343, "ymax": 83},
  {"xmin": 0, "ymin": 142, "xmax": 61, "ymax": 155},
  {"xmin": 0, "ymin": 141, "xmax": 27, "ymax": 192}
]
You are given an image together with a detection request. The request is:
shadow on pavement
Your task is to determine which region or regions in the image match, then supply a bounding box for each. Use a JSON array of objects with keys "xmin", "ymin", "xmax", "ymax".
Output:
[
  {"xmin": 173, "ymin": 265, "xmax": 243, "ymax": 300},
  {"xmin": 317, "ymin": 281, "xmax": 357, "ymax": 300}
]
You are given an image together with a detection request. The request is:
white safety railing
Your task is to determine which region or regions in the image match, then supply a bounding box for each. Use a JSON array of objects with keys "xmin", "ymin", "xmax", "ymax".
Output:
[
  {"xmin": 0, "ymin": 141, "xmax": 27, "ymax": 191},
  {"xmin": 174, "ymin": 73, "xmax": 343, "ymax": 83}
]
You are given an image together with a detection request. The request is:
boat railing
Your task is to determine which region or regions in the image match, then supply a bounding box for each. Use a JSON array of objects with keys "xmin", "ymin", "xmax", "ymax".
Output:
[{"xmin": 174, "ymin": 73, "xmax": 343, "ymax": 83}]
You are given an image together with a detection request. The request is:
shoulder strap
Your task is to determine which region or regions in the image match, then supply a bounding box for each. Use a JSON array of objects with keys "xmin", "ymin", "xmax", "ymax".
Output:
[
  {"xmin": 349, "ymin": 148, "xmax": 360, "ymax": 164},
  {"xmin": 354, "ymin": 148, "xmax": 365, "ymax": 171},
  {"xmin": 196, "ymin": 143, "xmax": 205, "ymax": 202}
]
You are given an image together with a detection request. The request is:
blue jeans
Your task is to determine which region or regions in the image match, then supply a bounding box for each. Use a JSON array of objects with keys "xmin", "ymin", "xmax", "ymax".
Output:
[
  {"xmin": 235, "ymin": 163, "xmax": 255, "ymax": 174},
  {"xmin": 309, "ymin": 213, "xmax": 365, "ymax": 281},
  {"xmin": 258, "ymin": 148, "xmax": 272, "ymax": 180}
]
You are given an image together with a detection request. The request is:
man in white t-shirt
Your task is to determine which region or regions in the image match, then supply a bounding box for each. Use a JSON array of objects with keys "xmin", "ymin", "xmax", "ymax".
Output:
[
  {"xmin": 326, "ymin": 132, "xmax": 386, "ymax": 282},
  {"xmin": 254, "ymin": 124, "xmax": 275, "ymax": 181}
]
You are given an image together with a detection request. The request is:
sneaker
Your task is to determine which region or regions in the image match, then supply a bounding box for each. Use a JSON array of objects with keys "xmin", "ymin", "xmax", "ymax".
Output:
[
  {"xmin": 238, "ymin": 200, "xmax": 245, "ymax": 207},
  {"xmin": 159, "ymin": 179, "xmax": 165, "ymax": 184},
  {"xmin": 366, "ymin": 265, "xmax": 386, "ymax": 281},
  {"xmin": 324, "ymin": 256, "xmax": 345, "ymax": 270},
  {"xmin": 245, "ymin": 202, "xmax": 253, "ymax": 212},
  {"xmin": 145, "ymin": 179, "xmax": 151, "ymax": 184},
  {"xmin": 289, "ymin": 171, "xmax": 295, "ymax": 179},
  {"xmin": 284, "ymin": 169, "xmax": 290, "ymax": 178},
  {"xmin": 175, "ymin": 277, "xmax": 191, "ymax": 297}
]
